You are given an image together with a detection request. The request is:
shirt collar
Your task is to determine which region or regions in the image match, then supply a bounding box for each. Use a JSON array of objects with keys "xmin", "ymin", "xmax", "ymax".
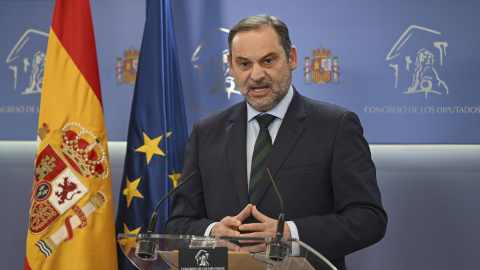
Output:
[{"xmin": 247, "ymin": 85, "xmax": 294, "ymax": 122}]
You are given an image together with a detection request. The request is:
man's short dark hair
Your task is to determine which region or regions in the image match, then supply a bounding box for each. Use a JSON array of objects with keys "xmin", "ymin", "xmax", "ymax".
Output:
[{"xmin": 228, "ymin": 14, "xmax": 292, "ymax": 61}]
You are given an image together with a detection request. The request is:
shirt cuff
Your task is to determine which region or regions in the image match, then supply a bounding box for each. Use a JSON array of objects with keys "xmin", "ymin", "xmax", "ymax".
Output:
[
  {"xmin": 205, "ymin": 222, "xmax": 218, "ymax": 236},
  {"xmin": 286, "ymin": 221, "xmax": 300, "ymax": 256},
  {"xmin": 286, "ymin": 221, "xmax": 299, "ymax": 239}
]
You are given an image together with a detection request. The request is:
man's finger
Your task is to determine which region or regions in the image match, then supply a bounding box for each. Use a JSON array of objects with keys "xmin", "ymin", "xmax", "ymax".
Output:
[
  {"xmin": 235, "ymin": 204, "xmax": 253, "ymax": 222},
  {"xmin": 240, "ymin": 231, "xmax": 276, "ymax": 238},
  {"xmin": 222, "ymin": 217, "xmax": 241, "ymax": 228},
  {"xmin": 211, "ymin": 222, "xmax": 241, "ymax": 237},
  {"xmin": 251, "ymin": 205, "xmax": 269, "ymax": 222},
  {"xmin": 239, "ymin": 222, "xmax": 265, "ymax": 232}
]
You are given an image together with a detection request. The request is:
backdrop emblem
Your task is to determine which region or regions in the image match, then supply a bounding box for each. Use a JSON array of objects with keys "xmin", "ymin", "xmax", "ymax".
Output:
[
  {"xmin": 116, "ymin": 47, "xmax": 140, "ymax": 84},
  {"xmin": 304, "ymin": 45, "xmax": 339, "ymax": 85}
]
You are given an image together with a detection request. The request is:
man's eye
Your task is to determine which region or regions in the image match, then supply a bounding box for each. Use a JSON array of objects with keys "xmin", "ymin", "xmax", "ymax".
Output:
[{"xmin": 265, "ymin": 59, "xmax": 273, "ymax": 64}]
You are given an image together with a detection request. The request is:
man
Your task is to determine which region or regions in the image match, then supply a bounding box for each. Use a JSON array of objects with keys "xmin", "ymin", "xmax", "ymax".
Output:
[{"xmin": 166, "ymin": 14, "xmax": 387, "ymax": 269}]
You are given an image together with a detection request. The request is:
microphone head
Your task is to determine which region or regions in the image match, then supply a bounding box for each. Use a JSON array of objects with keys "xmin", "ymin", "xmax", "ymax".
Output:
[
  {"xmin": 135, "ymin": 235, "xmax": 158, "ymax": 261},
  {"xmin": 267, "ymin": 241, "xmax": 289, "ymax": 261}
]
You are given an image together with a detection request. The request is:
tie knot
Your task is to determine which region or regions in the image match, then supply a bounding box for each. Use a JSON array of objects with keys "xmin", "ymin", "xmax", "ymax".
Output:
[{"xmin": 255, "ymin": 114, "xmax": 275, "ymax": 129}]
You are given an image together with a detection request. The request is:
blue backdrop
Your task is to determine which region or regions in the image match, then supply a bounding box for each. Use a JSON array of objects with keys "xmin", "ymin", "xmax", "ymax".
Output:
[
  {"xmin": 1, "ymin": 0, "xmax": 480, "ymax": 143},
  {"xmin": 2, "ymin": 2, "xmax": 480, "ymax": 270}
]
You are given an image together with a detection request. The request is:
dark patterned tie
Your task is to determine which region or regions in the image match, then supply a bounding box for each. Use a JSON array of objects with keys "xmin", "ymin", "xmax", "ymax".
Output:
[{"xmin": 249, "ymin": 114, "xmax": 276, "ymax": 203}]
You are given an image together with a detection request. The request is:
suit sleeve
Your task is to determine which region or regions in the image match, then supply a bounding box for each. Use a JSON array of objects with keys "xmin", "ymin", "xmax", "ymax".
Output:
[
  {"xmin": 292, "ymin": 111, "xmax": 387, "ymax": 261},
  {"xmin": 165, "ymin": 120, "xmax": 215, "ymax": 236}
]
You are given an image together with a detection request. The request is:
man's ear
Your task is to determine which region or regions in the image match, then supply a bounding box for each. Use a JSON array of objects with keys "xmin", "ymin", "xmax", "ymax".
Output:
[{"xmin": 289, "ymin": 46, "xmax": 298, "ymax": 70}]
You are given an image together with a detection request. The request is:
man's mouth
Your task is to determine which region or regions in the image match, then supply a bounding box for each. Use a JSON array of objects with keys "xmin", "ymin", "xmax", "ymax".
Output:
[
  {"xmin": 250, "ymin": 85, "xmax": 270, "ymax": 93},
  {"xmin": 252, "ymin": 87, "xmax": 268, "ymax": 92}
]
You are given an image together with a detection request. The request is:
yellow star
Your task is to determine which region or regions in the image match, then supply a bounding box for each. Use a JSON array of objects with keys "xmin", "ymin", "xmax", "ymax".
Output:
[
  {"xmin": 123, "ymin": 177, "xmax": 144, "ymax": 207},
  {"xmin": 168, "ymin": 169, "xmax": 182, "ymax": 187},
  {"xmin": 118, "ymin": 223, "xmax": 142, "ymax": 255},
  {"xmin": 135, "ymin": 132, "xmax": 165, "ymax": 165}
]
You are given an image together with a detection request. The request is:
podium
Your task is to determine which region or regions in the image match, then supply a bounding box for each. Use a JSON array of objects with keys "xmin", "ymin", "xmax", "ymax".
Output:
[{"xmin": 118, "ymin": 233, "xmax": 337, "ymax": 270}]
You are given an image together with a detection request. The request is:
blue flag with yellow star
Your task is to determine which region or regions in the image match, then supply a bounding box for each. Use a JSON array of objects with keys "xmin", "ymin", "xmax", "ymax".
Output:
[{"xmin": 115, "ymin": 0, "xmax": 188, "ymax": 268}]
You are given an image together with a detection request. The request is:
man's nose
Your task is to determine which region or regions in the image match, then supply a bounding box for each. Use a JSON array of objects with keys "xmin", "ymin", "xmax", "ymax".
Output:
[{"xmin": 250, "ymin": 64, "xmax": 266, "ymax": 81}]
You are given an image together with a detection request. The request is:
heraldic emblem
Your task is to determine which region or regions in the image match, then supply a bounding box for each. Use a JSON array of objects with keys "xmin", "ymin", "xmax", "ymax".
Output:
[
  {"xmin": 30, "ymin": 122, "xmax": 109, "ymax": 257},
  {"xmin": 304, "ymin": 45, "xmax": 339, "ymax": 84},
  {"xmin": 116, "ymin": 47, "xmax": 140, "ymax": 84}
]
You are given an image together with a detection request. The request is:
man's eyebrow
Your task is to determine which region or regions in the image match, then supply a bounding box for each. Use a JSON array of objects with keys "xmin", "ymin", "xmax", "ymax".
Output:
[
  {"xmin": 234, "ymin": 56, "xmax": 249, "ymax": 62},
  {"xmin": 261, "ymin": 52, "xmax": 278, "ymax": 60},
  {"xmin": 234, "ymin": 52, "xmax": 278, "ymax": 62}
]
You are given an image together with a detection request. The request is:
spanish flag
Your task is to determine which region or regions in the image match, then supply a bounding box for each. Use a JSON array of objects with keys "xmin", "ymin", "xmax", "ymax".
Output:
[{"xmin": 24, "ymin": 0, "xmax": 117, "ymax": 269}]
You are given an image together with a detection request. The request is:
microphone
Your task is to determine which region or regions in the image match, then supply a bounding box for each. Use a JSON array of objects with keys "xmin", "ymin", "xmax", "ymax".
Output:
[
  {"xmin": 136, "ymin": 171, "xmax": 197, "ymax": 260},
  {"xmin": 265, "ymin": 168, "xmax": 289, "ymax": 261}
]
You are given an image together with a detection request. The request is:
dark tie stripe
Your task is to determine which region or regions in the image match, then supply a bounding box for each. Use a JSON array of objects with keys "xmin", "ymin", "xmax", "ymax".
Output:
[{"xmin": 249, "ymin": 114, "xmax": 275, "ymax": 203}]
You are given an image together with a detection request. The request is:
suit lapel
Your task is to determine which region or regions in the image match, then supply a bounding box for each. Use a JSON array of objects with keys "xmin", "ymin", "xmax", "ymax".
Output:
[
  {"xmin": 226, "ymin": 104, "xmax": 250, "ymax": 206},
  {"xmin": 253, "ymin": 90, "xmax": 306, "ymax": 205}
]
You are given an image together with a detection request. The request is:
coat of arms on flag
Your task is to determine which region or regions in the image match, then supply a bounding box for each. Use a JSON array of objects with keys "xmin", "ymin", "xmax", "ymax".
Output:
[{"xmin": 29, "ymin": 122, "xmax": 109, "ymax": 258}]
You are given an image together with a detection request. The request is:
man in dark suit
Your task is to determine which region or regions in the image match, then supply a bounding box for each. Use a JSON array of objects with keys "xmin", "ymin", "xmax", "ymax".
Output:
[{"xmin": 166, "ymin": 14, "xmax": 387, "ymax": 269}]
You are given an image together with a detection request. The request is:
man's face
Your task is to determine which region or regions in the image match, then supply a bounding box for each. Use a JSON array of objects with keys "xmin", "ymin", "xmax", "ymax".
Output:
[{"xmin": 228, "ymin": 26, "xmax": 297, "ymax": 112}]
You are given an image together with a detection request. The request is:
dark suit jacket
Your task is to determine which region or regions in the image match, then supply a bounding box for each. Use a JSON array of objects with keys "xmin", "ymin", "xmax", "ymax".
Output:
[{"xmin": 166, "ymin": 89, "xmax": 387, "ymax": 269}]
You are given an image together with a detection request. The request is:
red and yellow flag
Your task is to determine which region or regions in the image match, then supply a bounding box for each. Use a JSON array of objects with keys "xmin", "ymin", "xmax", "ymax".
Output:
[{"xmin": 25, "ymin": 0, "xmax": 117, "ymax": 269}]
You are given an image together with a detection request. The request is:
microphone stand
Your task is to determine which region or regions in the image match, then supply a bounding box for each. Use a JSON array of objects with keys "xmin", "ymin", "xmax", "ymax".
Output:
[
  {"xmin": 136, "ymin": 171, "xmax": 197, "ymax": 260},
  {"xmin": 266, "ymin": 168, "xmax": 289, "ymax": 261}
]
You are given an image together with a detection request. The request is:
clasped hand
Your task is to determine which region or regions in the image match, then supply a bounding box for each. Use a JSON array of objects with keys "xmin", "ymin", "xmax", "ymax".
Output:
[{"xmin": 210, "ymin": 204, "xmax": 291, "ymax": 252}]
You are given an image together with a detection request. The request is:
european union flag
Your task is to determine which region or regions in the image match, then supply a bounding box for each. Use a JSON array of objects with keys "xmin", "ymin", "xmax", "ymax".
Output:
[{"xmin": 115, "ymin": 0, "xmax": 188, "ymax": 268}]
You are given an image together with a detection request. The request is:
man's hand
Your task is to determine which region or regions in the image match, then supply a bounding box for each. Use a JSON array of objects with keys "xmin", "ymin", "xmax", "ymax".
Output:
[
  {"xmin": 238, "ymin": 205, "xmax": 292, "ymax": 238},
  {"xmin": 234, "ymin": 206, "xmax": 292, "ymax": 253},
  {"xmin": 210, "ymin": 204, "xmax": 253, "ymax": 237}
]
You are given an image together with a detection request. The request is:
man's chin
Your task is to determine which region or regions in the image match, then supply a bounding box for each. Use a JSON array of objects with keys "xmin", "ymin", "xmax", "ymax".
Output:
[{"xmin": 246, "ymin": 99, "xmax": 276, "ymax": 112}]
